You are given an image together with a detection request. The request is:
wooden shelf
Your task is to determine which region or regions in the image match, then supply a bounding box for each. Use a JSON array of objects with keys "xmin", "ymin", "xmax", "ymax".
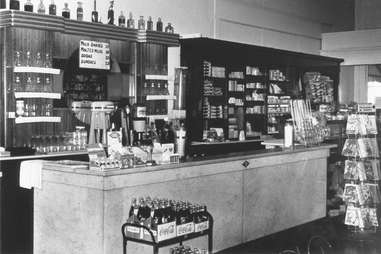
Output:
[
  {"xmin": 146, "ymin": 95, "xmax": 176, "ymax": 101},
  {"xmin": 14, "ymin": 66, "xmax": 60, "ymax": 74},
  {"xmin": 145, "ymin": 75, "xmax": 169, "ymax": 80},
  {"xmin": 15, "ymin": 116, "xmax": 61, "ymax": 124},
  {"xmin": 14, "ymin": 92, "xmax": 61, "ymax": 99}
]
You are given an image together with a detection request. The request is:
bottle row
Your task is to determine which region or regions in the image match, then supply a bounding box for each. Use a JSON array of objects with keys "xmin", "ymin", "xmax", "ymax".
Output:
[
  {"xmin": 125, "ymin": 197, "xmax": 210, "ymax": 243},
  {"xmin": 14, "ymin": 50, "xmax": 52, "ymax": 68},
  {"xmin": 13, "ymin": 73, "xmax": 53, "ymax": 92},
  {"xmin": 143, "ymin": 81, "xmax": 170, "ymax": 96},
  {"xmin": 16, "ymin": 99, "xmax": 53, "ymax": 117},
  {"xmin": 128, "ymin": 197, "xmax": 208, "ymax": 227},
  {"xmin": 170, "ymin": 246, "xmax": 209, "ymax": 254},
  {"xmin": 27, "ymin": 130, "xmax": 87, "ymax": 153},
  {"xmin": 9, "ymin": 0, "xmax": 175, "ymax": 33}
]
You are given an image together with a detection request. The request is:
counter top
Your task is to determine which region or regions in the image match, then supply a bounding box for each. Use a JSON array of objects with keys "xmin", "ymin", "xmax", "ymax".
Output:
[
  {"xmin": 0, "ymin": 151, "xmax": 88, "ymax": 162},
  {"xmin": 42, "ymin": 144, "xmax": 337, "ymax": 178}
]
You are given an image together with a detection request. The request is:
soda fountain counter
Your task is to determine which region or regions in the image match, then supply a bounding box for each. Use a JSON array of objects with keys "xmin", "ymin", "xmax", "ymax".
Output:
[{"xmin": 33, "ymin": 144, "xmax": 336, "ymax": 254}]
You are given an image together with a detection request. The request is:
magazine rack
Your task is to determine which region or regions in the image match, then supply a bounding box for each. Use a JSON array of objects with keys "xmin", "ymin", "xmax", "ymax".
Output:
[
  {"xmin": 342, "ymin": 109, "xmax": 381, "ymax": 232},
  {"xmin": 121, "ymin": 212, "xmax": 213, "ymax": 254}
]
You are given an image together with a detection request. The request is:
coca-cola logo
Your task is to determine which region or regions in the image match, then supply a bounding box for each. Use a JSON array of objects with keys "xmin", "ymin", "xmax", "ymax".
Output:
[{"xmin": 158, "ymin": 224, "xmax": 175, "ymax": 236}]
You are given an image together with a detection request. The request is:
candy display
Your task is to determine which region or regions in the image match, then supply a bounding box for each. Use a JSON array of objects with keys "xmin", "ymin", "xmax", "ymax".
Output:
[
  {"xmin": 290, "ymin": 100, "xmax": 328, "ymax": 146},
  {"xmin": 303, "ymin": 72, "xmax": 334, "ymax": 105}
]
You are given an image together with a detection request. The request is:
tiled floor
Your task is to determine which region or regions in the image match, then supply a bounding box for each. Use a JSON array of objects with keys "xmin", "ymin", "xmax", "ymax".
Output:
[{"xmin": 216, "ymin": 216, "xmax": 381, "ymax": 254}]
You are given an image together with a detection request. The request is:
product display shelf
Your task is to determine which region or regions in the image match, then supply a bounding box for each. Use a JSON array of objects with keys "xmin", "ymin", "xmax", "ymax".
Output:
[
  {"xmin": 14, "ymin": 92, "xmax": 61, "ymax": 99},
  {"xmin": 121, "ymin": 212, "xmax": 213, "ymax": 254},
  {"xmin": 145, "ymin": 75, "xmax": 169, "ymax": 81},
  {"xmin": 146, "ymin": 95, "xmax": 176, "ymax": 101},
  {"xmin": 15, "ymin": 116, "xmax": 61, "ymax": 124},
  {"xmin": 13, "ymin": 66, "xmax": 60, "ymax": 74},
  {"xmin": 342, "ymin": 111, "xmax": 381, "ymax": 233}
]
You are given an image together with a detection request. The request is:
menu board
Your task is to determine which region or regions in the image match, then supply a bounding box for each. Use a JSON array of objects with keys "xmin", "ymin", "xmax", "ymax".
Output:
[{"xmin": 79, "ymin": 40, "xmax": 110, "ymax": 70}]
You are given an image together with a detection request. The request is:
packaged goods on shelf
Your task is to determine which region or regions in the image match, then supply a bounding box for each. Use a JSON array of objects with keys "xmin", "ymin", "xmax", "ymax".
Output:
[
  {"xmin": 269, "ymin": 83, "xmax": 283, "ymax": 94},
  {"xmin": 269, "ymin": 69, "xmax": 287, "ymax": 81},
  {"xmin": 245, "ymin": 92, "xmax": 265, "ymax": 102},
  {"xmin": 203, "ymin": 81, "xmax": 223, "ymax": 96},
  {"xmin": 246, "ymin": 66, "xmax": 262, "ymax": 76},
  {"xmin": 228, "ymin": 80, "xmax": 244, "ymax": 92},
  {"xmin": 246, "ymin": 82, "xmax": 265, "ymax": 89},
  {"xmin": 246, "ymin": 106, "xmax": 265, "ymax": 115},
  {"xmin": 228, "ymin": 71, "xmax": 244, "ymax": 79},
  {"xmin": 211, "ymin": 67, "xmax": 226, "ymax": 78},
  {"xmin": 203, "ymin": 61, "xmax": 225, "ymax": 78}
]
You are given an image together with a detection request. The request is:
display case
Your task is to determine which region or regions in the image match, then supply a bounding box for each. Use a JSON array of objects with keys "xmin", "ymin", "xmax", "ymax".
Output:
[
  {"xmin": 0, "ymin": 10, "xmax": 180, "ymax": 148},
  {"xmin": 180, "ymin": 37, "xmax": 343, "ymax": 156},
  {"xmin": 136, "ymin": 31, "xmax": 179, "ymax": 120}
]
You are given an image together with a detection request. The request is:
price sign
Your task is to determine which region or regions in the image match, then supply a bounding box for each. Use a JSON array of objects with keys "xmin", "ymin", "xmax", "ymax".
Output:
[
  {"xmin": 79, "ymin": 40, "xmax": 110, "ymax": 70},
  {"xmin": 357, "ymin": 103, "xmax": 375, "ymax": 113}
]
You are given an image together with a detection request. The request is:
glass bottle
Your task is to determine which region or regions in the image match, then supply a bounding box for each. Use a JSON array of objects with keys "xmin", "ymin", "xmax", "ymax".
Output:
[
  {"xmin": 35, "ymin": 52, "xmax": 42, "ymax": 67},
  {"xmin": 44, "ymin": 53, "xmax": 51, "ymax": 68},
  {"xmin": 36, "ymin": 75, "xmax": 42, "ymax": 91},
  {"xmin": 165, "ymin": 23, "xmax": 174, "ymax": 33},
  {"xmin": 156, "ymin": 17, "xmax": 163, "ymax": 32},
  {"xmin": 16, "ymin": 100, "xmax": 25, "ymax": 117},
  {"xmin": 45, "ymin": 75, "xmax": 52, "ymax": 92},
  {"xmin": 91, "ymin": 0, "xmax": 98, "ymax": 22},
  {"xmin": 14, "ymin": 74, "xmax": 21, "ymax": 91},
  {"xmin": 24, "ymin": 0, "xmax": 33, "ymax": 12},
  {"xmin": 25, "ymin": 50, "xmax": 32, "ymax": 67},
  {"xmin": 49, "ymin": 0, "xmax": 56, "ymax": 15},
  {"xmin": 118, "ymin": 11, "xmax": 125, "ymax": 27},
  {"xmin": 147, "ymin": 16, "xmax": 153, "ymax": 31},
  {"xmin": 14, "ymin": 51, "xmax": 21, "ymax": 67},
  {"xmin": 10, "ymin": 0, "xmax": 20, "ymax": 10},
  {"xmin": 127, "ymin": 12, "xmax": 134, "ymax": 29},
  {"xmin": 25, "ymin": 75, "xmax": 33, "ymax": 91},
  {"xmin": 138, "ymin": 16, "xmax": 145, "ymax": 30},
  {"xmin": 62, "ymin": 3, "xmax": 70, "ymax": 19},
  {"xmin": 76, "ymin": 1, "xmax": 83, "ymax": 21},
  {"xmin": 107, "ymin": 0, "xmax": 114, "ymax": 25},
  {"xmin": 37, "ymin": 0, "xmax": 45, "ymax": 14}
]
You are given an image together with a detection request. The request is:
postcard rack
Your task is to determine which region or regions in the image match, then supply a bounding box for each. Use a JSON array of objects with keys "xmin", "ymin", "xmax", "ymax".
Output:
[{"xmin": 342, "ymin": 110, "xmax": 381, "ymax": 233}]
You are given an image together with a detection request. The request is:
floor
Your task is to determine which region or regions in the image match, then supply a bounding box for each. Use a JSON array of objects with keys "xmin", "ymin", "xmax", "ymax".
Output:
[{"xmin": 216, "ymin": 216, "xmax": 381, "ymax": 254}]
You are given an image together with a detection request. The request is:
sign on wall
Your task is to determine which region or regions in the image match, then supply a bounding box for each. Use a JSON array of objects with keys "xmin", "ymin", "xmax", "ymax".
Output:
[{"xmin": 79, "ymin": 40, "xmax": 110, "ymax": 70}]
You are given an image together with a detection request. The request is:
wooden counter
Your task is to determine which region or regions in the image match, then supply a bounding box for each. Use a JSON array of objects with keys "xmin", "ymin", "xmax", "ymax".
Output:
[{"xmin": 34, "ymin": 145, "xmax": 335, "ymax": 254}]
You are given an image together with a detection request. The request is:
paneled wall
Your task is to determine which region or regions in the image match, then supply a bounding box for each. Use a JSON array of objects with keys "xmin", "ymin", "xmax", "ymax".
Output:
[{"xmin": 5, "ymin": 0, "xmax": 354, "ymax": 54}]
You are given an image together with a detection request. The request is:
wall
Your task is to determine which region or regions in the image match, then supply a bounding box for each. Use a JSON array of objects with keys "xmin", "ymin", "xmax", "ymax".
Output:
[
  {"xmin": 6, "ymin": 0, "xmax": 354, "ymax": 54},
  {"xmin": 214, "ymin": 0, "xmax": 354, "ymax": 54},
  {"xmin": 355, "ymin": 0, "xmax": 381, "ymax": 29},
  {"xmin": 339, "ymin": 66, "xmax": 355, "ymax": 104}
]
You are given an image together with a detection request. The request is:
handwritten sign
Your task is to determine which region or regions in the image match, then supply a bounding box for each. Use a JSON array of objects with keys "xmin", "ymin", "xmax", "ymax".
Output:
[{"xmin": 79, "ymin": 40, "xmax": 110, "ymax": 70}]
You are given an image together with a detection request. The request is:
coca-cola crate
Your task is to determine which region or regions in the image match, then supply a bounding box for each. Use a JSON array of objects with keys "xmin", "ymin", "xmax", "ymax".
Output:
[{"xmin": 122, "ymin": 212, "xmax": 214, "ymax": 254}]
